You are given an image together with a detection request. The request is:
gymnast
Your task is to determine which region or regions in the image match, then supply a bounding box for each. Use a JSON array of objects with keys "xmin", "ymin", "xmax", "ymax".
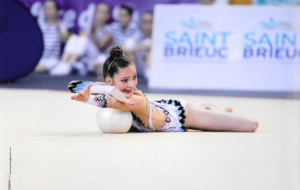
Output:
[{"xmin": 68, "ymin": 46, "xmax": 259, "ymax": 132}]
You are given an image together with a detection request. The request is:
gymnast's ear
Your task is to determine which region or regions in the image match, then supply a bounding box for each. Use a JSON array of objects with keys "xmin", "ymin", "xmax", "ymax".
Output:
[{"xmin": 105, "ymin": 76, "xmax": 113, "ymax": 85}]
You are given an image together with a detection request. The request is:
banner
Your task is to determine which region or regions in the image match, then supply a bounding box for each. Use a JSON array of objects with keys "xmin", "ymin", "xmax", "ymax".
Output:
[{"xmin": 149, "ymin": 5, "xmax": 300, "ymax": 91}]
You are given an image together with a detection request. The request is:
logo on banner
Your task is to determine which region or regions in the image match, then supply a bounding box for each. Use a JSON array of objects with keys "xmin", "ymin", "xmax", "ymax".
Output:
[
  {"xmin": 178, "ymin": 18, "xmax": 216, "ymax": 29},
  {"xmin": 244, "ymin": 18, "xmax": 300, "ymax": 60},
  {"xmin": 163, "ymin": 17, "xmax": 231, "ymax": 60},
  {"xmin": 260, "ymin": 18, "xmax": 300, "ymax": 30}
]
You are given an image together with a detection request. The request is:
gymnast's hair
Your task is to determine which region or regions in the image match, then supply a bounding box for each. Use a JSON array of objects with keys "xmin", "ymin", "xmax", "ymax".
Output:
[{"xmin": 102, "ymin": 46, "xmax": 133, "ymax": 79}]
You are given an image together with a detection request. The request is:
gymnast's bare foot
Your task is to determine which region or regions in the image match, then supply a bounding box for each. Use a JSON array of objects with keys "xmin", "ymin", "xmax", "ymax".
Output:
[{"xmin": 224, "ymin": 107, "xmax": 233, "ymax": 113}]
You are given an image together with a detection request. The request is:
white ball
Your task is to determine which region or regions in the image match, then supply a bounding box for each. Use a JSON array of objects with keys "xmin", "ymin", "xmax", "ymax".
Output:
[{"xmin": 97, "ymin": 108, "xmax": 133, "ymax": 134}]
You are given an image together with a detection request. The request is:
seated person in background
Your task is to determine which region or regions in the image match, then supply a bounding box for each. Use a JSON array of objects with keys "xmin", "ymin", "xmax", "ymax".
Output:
[
  {"xmin": 199, "ymin": 0, "xmax": 229, "ymax": 5},
  {"xmin": 50, "ymin": 3, "xmax": 112, "ymax": 76},
  {"xmin": 124, "ymin": 12, "xmax": 153, "ymax": 79},
  {"xmin": 107, "ymin": 5, "xmax": 139, "ymax": 47},
  {"xmin": 199, "ymin": 0, "xmax": 217, "ymax": 4},
  {"xmin": 34, "ymin": 0, "xmax": 70, "ymax": 73},
  {"xmin": 253, "ymin": 0, "xmax": 300, "ymax": 5},
  {"xmin": 229, "ymin": 0, "xmax": 252, "ymax": 4}
]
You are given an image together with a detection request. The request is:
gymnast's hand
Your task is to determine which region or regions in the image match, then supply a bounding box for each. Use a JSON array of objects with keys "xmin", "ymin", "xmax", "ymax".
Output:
[
  {"xmin": 110, "ymin": 88, "xmax": 136, "ymax": 105},
  {"xmin": 132, "ymin": 87, "xmax": 144, "ymax": 96},
  {"xmin": 71, "ymin": 84, "xmax": 92, "ymax": 103}
]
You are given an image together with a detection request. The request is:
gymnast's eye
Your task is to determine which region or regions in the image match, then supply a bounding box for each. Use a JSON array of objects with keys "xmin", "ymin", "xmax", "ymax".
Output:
[
  {"xmin": 121, "ymin": 79, "xmax": 128, "ymax": 83},
  {"xmin": 133, "ymin": 75, "xmax": 137, "ymax": 80}
]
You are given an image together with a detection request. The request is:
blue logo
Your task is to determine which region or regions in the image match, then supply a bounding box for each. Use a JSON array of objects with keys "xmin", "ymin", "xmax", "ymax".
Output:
[
  {"xmin": 178, "ymin": 17, "xmax": 216, "ymax": 30},
  {"xmin": 260, "ymin": 18, "xmax": 300, "ymax": 31}
]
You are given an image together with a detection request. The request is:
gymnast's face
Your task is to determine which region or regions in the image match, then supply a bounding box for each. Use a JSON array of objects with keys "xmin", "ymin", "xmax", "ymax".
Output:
[{"xmin": 107, "ymin": 64, "xmax": 138, "ymax": 96}]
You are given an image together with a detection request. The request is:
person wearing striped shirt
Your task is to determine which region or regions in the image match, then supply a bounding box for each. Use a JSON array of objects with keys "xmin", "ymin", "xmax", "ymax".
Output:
[
  {"xmin": 50, "ymin": 3, "xmax": 112, "ymax": 76},
  {"xmin": 34, "ymin": 0, "xmax": 69, "ymax": 73},
  {"xmin": 124, "ymin": 12, "xmax": 153, "ymax": 79},
  {"xmin": 106, "ymin": 5, "xmax": 139, "ymax": 47}
]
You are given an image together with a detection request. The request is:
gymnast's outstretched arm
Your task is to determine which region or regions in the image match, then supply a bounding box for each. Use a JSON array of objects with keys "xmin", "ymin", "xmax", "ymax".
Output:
[
  {"xmin": 71, "ymin": 84, "xmax": 146, "ymax": 111},
  {"xmin": 68, "ymin": 80, "xmax": 137, "ymax": 105}
]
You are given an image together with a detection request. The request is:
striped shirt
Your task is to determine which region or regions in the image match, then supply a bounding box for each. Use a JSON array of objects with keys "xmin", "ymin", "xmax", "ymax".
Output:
[
  {"xmin": 106, "ymin": 22, "xmax": 139, "ymax": 46},
  {"xmin": 95, "ymin": 25, "xmax": 109, "ymax": 42},
  {"xmin": 125, "ymin": 30, "xmax": 151, "ymax": 78},
  {"xmin": 124, "ymin": 30, "xmax": 151, "ymax": 77},
  {"xmin": 38, "ymin": 20, "xmax": 62, "ymax": 59},
  {"xmin": 95, "ymin": 25, "xmax": 111, "ymax": 54},
  {"xmin": 131, "ymin": 30, "xmax": 150, "ymax": 46}
]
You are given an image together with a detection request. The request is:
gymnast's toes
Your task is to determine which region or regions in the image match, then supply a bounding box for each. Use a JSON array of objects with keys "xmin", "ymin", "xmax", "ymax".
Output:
[{"xmin": 225, "ymin": 107, "xmax": 233, "ymax": 113}]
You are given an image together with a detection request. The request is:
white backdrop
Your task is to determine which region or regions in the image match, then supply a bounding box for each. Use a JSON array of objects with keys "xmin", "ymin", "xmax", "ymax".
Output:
[{"xmin": 149, "ymin": 5, "xmax": 300, "ymax": 91}]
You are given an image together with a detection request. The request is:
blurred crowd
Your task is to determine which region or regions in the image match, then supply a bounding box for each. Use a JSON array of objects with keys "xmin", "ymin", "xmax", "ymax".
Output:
[
  {"xmin": 34, "ymin": 0, "xmax": 300, "ymax": 79},
  {"xmin": 34, "ymin": 1, "xmax": 153, "ymax": 79}
]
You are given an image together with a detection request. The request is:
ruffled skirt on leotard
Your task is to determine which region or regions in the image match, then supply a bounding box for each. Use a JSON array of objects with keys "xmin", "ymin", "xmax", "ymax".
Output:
[{"xmin": 129, "ymin": 99, "xmax": 187, "ymax": 132}]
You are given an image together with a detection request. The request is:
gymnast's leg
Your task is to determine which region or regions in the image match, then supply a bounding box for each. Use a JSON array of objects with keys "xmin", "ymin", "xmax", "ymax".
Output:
[
  {"xmin": 194, "ymin": 103, "xmax": 233, "ymax": 113},
  {"xmin": 184, "ymin": 103, "xmax": 258, "ymax": 132}
]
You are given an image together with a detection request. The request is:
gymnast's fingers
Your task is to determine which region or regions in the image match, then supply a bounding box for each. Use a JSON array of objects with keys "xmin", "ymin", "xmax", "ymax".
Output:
[
  {"xmin": 118, "ymin": 96, "xmax": 136, "ymax": 105},
  {"xmin": 71, "ymin": 94, "xmax": 77, "ymax": 100},
  {"xmin": 79, "ymin": 91, "xmax": 84, "ymax": 96},
  {"xmin": 86, "ymin": 84, "xmax": 93, "ymax": 94},
  {"xmin": 121, "ymin": 99, "xmax": 136, "ymax": 105}
]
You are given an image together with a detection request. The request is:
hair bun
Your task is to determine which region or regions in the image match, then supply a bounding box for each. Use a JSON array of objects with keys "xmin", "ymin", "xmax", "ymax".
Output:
[{"xmin": 109, "ymin": 46, "xmax": 123, "ymax": 59}]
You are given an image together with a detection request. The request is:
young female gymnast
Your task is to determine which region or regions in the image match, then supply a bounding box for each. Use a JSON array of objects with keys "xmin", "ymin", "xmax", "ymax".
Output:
[{"xmin": 68, "ymin": 46, "xmax": 259, "ymax": 132}]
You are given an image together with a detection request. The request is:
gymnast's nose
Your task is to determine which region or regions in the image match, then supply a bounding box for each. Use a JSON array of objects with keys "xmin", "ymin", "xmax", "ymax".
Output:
[{"xmin": 128, "ymin": 80, "xmax": 135, "ymax": 88}]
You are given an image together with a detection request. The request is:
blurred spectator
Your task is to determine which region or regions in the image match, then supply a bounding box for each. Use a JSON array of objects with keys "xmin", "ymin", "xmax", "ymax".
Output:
[
  {"xmin": 199, "ymin": 0, "xmax": 229, "ymax": 5},
  {"xmin": 253, "ymin": 0, "xmax": 300, "ymax": 5},
  {"xmin": 230, "ymin": 0, "xmax": 252, "ymax": 4},
  {"xmin": 34, "ymin": 0, "xmax": 70, "ymax": 73},
  {"xmin": 124, "ymin": 12, "xmax": 153, "ymax": 79},
  {"xmin": 107, "ymin": 5, "xmax": 139, "ymax": 46},
  {"xmin": 50, "ymin": 3, "xmax": 112, "ymax": 76}
]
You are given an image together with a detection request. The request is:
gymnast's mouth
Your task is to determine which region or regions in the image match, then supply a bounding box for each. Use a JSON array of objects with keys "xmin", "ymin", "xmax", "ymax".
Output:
[{"xmin": 123, "ymin": 89, "xmax": 133, "ymax": 94}]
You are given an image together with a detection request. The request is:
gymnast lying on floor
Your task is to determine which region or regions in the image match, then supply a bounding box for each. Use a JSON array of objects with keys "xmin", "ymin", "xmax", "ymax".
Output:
[{"xmin": 68, "ymin": 46, "xmax": 259, "ymax": 132}]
